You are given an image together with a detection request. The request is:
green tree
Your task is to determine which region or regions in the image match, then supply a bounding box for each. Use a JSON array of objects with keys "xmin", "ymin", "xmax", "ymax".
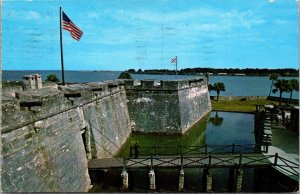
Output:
[
  {"xmin": 45, "ymin": 74, "xmax": 59, "ymax": 82},
  {"xmin": 268, "ymin": 73, "xmax": 278, "ymax": 96},
  {"xmin": 118, "ymin": 71, "xmax": 132, "ymax": 79},
  {"xmin": 272, "ymin": 79, "xmax": 292, "ymax": 105},
  {"xmin": 213, "ymin": 82, "xmax": 226, "ymax": 101},
  {"xmin": 127, "ymin": 69, "xmax": 136, "ymax": 73},
  {"xmin": 288, "ymin": 79, "xmax": 299, "ymax": 103}
]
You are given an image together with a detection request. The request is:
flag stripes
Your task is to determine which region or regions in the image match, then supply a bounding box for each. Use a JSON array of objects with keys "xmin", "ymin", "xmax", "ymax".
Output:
[{"xmin": 62, "ymin": 11, "xmax": 83, "ymax": 41}]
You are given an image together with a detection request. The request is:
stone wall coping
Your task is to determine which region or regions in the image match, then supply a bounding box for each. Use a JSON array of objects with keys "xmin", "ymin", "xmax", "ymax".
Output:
[
  {"xmin": 123, "ymin": 78, "xmax": 205, "ymax": 90},
  {"xmin": 2, "ymin": 78, "xmax": 208, "ymax": 133}
]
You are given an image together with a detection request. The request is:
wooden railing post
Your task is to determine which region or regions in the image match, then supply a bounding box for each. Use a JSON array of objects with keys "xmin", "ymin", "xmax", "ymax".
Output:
[
  {"xmin": 180, "ymin": 144, "xmax": 183, "ymax": 156},
  {"xmin": 208, "ymin": 154, "xmax": 212, "ymax": 168},
  {"xmin": 274, "ymin": 153, "xmax": 278, "ymax": 166},
  {"xmin": 205, "ymin": 144, "xmax": 208, "ymax": 155},
  {"xmin": 151, "ymin": 155, "xmax": 153, "ymax": 169},
  {"xmin": 239, "ymin": 154, "xmax": 242, "ymax": 168},
  {"xmin": 181, "ymin": 155, "xmax": 184, "ymax": 170},
  {"xmin": 232, "ymin": 143, "xmax": 235, "ymax": 154}
]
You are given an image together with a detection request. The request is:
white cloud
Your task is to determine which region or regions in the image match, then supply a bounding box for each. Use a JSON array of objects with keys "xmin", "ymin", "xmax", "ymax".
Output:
[
  {"xmin": 87, "ymin": 12, "xmax": 99, "ymax": 19},
  {"xmin": 26, "ymin": 11, "xmax": 41, "ymax": 20},
  {"xmin": 5, "ymin": 10, "xmax": 41, "ymax": 20},
  {"xmin": 274, "ymin": 19, "xmax": 289, "ymax": 25},
  {"xmin": 105, "ymin": 7, "xmax": 218, "ymax": 24},
  {"xmin": 267, "ymin": 0, "xmax": 277, "ymax": 3}
]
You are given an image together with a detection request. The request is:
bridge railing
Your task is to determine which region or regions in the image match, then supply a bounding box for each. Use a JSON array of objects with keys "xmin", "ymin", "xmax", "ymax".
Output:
[
  {"xmin": 130, "ymin": 144, "xmax": 262, "ymax": 157},
  {"xmin": 276, "ymin": 155, "xmax": 299, "ymax": 178},
  {"xmin": 123, "ymin": 153, "xmax": 299, "ymax": 178}
]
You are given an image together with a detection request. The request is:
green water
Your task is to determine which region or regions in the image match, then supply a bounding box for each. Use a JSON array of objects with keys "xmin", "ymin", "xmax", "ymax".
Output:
[
  {"xmin": 87, "ymin": 110, "xmax": 299, "ymax": 192},
  {"xmin": 116, "ymin": 111, "xmax": 255, "ymax": 157},
  {"xmin": 116, "ymin": 113, "xmax": 209, "ymax": 157},
  {"xmin": 89, "ymin": 111, "xmax": 299, "ymax": 192}
]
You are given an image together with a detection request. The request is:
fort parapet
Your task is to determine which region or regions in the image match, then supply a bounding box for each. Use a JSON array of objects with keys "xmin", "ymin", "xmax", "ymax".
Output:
[
  {"xmin": 1, "ymin": 75, "xmax": 211, "ymax": 192},
  {"xmin": 123, "ymin": 78, "xmax": 211, "ymax": 133}
]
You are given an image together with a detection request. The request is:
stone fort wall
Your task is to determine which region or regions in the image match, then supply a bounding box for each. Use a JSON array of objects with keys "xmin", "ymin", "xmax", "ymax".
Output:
[
  {"xmin": 1, "ymin": 80, "xmax": 131, "ymax": 192},
  {"xmin": 1, "ymin": 76, "xmax": 211, "ymax": 192},
  {"xmin": 124, "ymin": 78, "xmax": 212, "ymax": 133}
]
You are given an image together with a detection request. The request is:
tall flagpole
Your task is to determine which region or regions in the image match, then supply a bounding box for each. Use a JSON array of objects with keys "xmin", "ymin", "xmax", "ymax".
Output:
[
  {"xmin": 60, "ymin": 7, "xmax": 65, "ymax": 85},
  {"xmin": 175, "ymin": 56, "xmax": 177, "ymax": 79}
]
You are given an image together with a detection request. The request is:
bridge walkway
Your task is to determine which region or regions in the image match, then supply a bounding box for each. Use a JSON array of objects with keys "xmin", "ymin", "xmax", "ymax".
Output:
[{"xmin": 88, "ymin": 153, "xmax": 274, "ymax": 170}]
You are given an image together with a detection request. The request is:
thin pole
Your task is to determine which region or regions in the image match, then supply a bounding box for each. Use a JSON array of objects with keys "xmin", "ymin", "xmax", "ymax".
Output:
[
  {"xmin": 175, "ymin": 56, "xmax": 177, "ymax": 79},
  {"xmin": 60, "ymin": 7, "xmax": 65, "ymax": 85}
]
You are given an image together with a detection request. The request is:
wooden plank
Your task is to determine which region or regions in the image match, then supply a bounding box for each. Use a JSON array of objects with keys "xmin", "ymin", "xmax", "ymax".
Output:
[{"xmin": 88, "ymin": 158, "xmax": 123, "ymax": 169}]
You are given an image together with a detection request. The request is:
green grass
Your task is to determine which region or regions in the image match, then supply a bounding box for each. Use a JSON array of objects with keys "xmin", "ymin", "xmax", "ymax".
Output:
[{"xmin": 211, "ymin": 99, "xmax": 280, "ymax": 113}]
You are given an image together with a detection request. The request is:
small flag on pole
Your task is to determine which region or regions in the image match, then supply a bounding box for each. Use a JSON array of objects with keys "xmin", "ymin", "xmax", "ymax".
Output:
[
  {"xmin": 62, "ymin": 11, "xmax": 83, "ymax": 41},
  {"xmin": 171, "ymin": 56, "xmax": 177, "ymax": 64}
]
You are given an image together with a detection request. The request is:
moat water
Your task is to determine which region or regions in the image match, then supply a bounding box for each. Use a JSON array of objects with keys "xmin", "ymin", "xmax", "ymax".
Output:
[
  {"xmin": 89, "ymin": 111, "xmax": 297, "ymax": 192},
  {"xmin": 89, "ymin": 111, "xmax": 262, "ymax": 192}
]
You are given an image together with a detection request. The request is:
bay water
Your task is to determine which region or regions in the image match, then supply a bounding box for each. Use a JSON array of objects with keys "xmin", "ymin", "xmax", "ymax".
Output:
[{"xmin": 2, "ymin": 70, "xmax": 298, "ymax": 99}]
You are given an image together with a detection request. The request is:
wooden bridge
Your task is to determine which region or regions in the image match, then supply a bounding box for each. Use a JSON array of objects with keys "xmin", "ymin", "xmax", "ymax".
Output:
[
  {"xmin": 88, "ymin": 145, "xmax": 299, "ymax": 192},
  {"xmin": 88, "ymin": 144, "xmax": 299, "ymax": 179},
  {"xmin": 89, "ymin": 153, "xmax": 274, "ymax": 170}
]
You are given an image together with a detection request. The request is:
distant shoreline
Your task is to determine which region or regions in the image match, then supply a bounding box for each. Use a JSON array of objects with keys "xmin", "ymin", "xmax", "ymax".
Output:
[
  {"xmin": 126, "ymin": 67, "xmax": 299, "ymax": 77},
  {"xmin": 130, "ymin": 72, "xmax": 299, "ymax": 77}
]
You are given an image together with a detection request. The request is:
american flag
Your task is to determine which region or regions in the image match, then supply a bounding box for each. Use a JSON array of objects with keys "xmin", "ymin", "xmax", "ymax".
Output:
[
  {"xmin": 62, "ymin": 11, "xmax": 83, "ymax": 41},
  {"xmin": 171, "ymin": 56, "xmax": 177, "ymax": 63}
]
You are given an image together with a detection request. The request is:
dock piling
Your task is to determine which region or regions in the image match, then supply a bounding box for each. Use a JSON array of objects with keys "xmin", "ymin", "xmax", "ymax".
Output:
[
  {"xmin": 178, "ymin": 169, "xmax": 184, "ymax": 192},
  {"xmin": 149, "ymin": 169, "xmax": 156, "ymax": 190}
]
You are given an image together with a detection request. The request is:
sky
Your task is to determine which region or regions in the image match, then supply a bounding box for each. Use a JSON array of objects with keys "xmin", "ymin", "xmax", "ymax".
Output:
[{"xmin": 2, "ymin": 0, "xmax": 299, "ymax": 71}]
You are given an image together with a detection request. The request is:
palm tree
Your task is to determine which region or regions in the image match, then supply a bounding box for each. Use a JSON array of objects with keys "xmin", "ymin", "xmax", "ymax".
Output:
[
  {"xmin": 268, "ymin": 73, "xmax": 278, "ymax": 96},
  {"xmin": 272, "ymin": 79, "xmax": 292, "ymax": 105},
  {"xmin": 208, "ymin": 83, "xmax": 214, "ymax": 92},
  {"xmin": 213, "ymin": 82, "xmax": 226, "ymax": 101},
  {"xmin": 288, "ymin": 79, "xmax": 299, "ymax": 103}
]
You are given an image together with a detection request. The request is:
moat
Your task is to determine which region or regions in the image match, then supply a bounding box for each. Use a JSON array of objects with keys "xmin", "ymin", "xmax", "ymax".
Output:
[{"xmin": 90, "ymin": 111, "xmax": 261, "ymax": 192}]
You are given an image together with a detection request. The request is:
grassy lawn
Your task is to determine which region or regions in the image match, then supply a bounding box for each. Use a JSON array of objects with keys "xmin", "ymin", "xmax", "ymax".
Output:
[{"xmin": 211, "ymin": 99, "xmax": 281, "ymax": 113}]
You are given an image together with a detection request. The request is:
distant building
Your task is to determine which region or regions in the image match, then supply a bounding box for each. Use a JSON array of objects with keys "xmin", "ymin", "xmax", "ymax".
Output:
[
  {"xmin": 235, "ymin": 73, "xmax": 246, "ymax": 76},
  {"xmin": 217, "ymin": 73, "xmax": 227, "ymax": 75}
]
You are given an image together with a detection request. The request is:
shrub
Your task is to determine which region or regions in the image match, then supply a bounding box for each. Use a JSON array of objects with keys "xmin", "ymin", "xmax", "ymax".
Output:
[
  {"xmin": 118, "ymin": 71, "xmax": 132, "ymax": 79},
  {"xmin": 45, "ymin": 74, "xmax": 59, "ymax": 82}
]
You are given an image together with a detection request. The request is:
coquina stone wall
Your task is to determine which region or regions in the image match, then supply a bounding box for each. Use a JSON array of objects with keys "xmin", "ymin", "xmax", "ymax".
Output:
[
  {"xmin": 1, "ymin": 80, "xmax": 131, "ymax": 192},
  {"xmin": 1, "ymin": 76, "xmax": 211, "ymax": 192},
  {"xmin": 124, "ymin": 78, "xmax": 212, "ymax": 133}
]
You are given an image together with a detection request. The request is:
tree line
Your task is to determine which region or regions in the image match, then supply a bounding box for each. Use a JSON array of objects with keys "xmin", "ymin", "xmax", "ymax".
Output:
[
  {"xmin": 127, "ymin": 68, "xmax": 298, "ymax": 77},
  {"xmin": 268, "ymin": 74, "xmax": 299, "ymax": 105}
]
